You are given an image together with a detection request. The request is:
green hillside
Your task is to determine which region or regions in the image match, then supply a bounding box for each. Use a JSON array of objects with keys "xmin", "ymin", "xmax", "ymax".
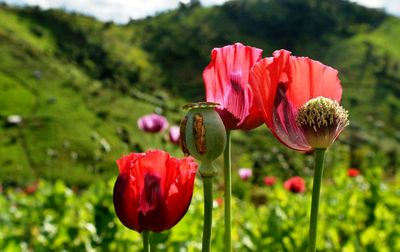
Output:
[
  {"xmin": 0, "ymin": 5, "xmax": 184, "ymax": 186},
  {"xmin": 0, "ymin": 0, "xmax": 399, "ymax": 187}
]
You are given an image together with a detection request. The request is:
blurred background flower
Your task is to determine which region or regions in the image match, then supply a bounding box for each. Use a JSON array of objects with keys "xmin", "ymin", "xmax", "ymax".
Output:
[
  {"xmin": 168, "ymin": 125, "xmax": 180, "ymax": 145},
  {"xmin": 238, "ymin": 168, "xmax": 253, "ymax": 181},
  {"xmin": 348, "ymin": 168, "xmax": 361, "ymax": 177},
  {"xmin": 284, "ymin": 176, "xmax": 306, "ymax": 193},
  {"xmin": 263, "ymin": 176, "xmax": 277, "ymax": 186},
  {"xmin": 137, "ymin": 114, "xmax": 168, "ymax": 133}
]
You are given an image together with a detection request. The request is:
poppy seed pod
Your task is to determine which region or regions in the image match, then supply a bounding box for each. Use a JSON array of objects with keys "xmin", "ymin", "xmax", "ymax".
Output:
[
  {"xmin": 180, "ymin": 102, "xmax": 227, "ymax": 177},
  {"xmin": 296, "ymin": 97, "xmax": 349, "ymax": 149}
]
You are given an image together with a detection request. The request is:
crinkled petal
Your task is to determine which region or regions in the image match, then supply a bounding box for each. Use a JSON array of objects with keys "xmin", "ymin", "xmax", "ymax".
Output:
[
  {"xmin": 203, "ymin": 42, "xmax": 263, "ymax": 130},
  {"xmin": 286, "ymin": 55, "xmax": 342, "ymax": 109}
]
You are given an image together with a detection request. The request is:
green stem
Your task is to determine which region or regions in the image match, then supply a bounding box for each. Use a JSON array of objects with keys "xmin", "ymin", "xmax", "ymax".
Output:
[
  {"xmin": 308, "ymin": 149, "xmax": 326, "ymax": 252},
  {"xmin": 224, "ymin": 130, "xmax": 232, "ymax": 252},
  {"xmin": 202, "ymin": 176, "xmax": 214, "ymax": 252},
  {"xmin": 142, "ymin": 231, "xmax": 150, "ymax": 252}
]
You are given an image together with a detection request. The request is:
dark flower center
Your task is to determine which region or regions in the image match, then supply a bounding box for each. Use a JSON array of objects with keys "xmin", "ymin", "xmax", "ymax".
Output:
[
  {"xmin": 139, "ymin": 173, "xmax": 163, "ymax": 215},
  {"xmin": 230, "ymin": 71, "xmax": 244, "ymax": 92}
]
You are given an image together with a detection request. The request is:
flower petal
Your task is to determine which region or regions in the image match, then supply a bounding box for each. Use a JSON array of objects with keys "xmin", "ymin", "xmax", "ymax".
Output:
[
  {"xmin": 286, "ymin": 55, "xmax": 342, "ymax": 109},
  {"xmin": 203, "ymin": 42, "xmax": 263, "ymax": 129}
]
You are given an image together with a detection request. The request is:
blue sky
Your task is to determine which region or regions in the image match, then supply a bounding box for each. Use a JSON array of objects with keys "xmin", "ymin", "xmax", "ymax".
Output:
[{"xmin": 1, "ymin": 0, "xmax": 399, "ymax": 23}]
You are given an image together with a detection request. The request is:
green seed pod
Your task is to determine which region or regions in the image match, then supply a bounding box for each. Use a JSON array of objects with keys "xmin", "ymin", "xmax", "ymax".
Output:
[
  {"xmin": 180, "ymin": 102, "xmax": 227, "ymax": 177},
  {"xmin": 296, "ymin": 97, "xmax": 349, "ymax": 149}
]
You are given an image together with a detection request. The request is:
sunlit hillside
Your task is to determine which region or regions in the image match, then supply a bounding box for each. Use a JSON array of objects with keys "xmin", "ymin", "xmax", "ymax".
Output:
[{"xmin": 0, "ymin": 0, "xmax": 399, "ymax": 185}]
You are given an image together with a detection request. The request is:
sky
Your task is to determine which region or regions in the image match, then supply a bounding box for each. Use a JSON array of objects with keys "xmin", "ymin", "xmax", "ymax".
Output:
[{"xmin": 1, "ymin": 0, "xmax": 399, "ymax": 24}]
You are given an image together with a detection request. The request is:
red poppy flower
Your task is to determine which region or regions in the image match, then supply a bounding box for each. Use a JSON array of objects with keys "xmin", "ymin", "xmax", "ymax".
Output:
[
  {"xmin": 249, "ymin": 50, "xmax": 344, "ymax": 151},
  {"xmin": 203, "ymin": 43, "xmax": 264, "ymax": 130},
  {"xmin": 113, "ymin": 150, "xmax": 198, "ymax": 233},
  {"xmin": 263, "ymin": 176, "xmax": 277, "ymax": 186},
  {"xmin": 348, "ymin": 168, "xmax": 360, "ymax": 177},
  {"xmin": 284, "ymin": 176, "xmax": 306, "ymax": 193}
]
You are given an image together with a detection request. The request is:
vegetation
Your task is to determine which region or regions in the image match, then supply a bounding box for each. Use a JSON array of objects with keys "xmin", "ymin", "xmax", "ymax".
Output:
[
  {"xmin": 0, "ymin": 0, "xmax": 399, "ymax": 250},
  {"xmin": 1, "ymin": 166, "xmax": 399, "ymax": 251}
]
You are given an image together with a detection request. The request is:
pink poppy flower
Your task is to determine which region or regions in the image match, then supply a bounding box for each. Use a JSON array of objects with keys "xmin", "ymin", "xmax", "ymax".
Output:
[
  {"xmin": 238, "ymin": 168, "xmax": 253, "ymax": 181},
  {"xmin": 137, "ymin": 114, "xmax": 168, "ymax": 133}
]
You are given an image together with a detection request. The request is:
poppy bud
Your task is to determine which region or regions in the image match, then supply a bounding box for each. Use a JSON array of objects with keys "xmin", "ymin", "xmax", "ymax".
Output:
[
  {"xmin": 296, "ymin": 97, "xmax": 349, "ymax": 149},
  {"xmin": 180, "ymin": 102, "xmax": 226, "ymax": 177}
]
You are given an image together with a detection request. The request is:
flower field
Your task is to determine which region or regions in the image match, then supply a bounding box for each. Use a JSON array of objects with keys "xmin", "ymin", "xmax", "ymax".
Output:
[{"xmin": 1, "ymin": 165, "xmax": 399, "ymax": 251}]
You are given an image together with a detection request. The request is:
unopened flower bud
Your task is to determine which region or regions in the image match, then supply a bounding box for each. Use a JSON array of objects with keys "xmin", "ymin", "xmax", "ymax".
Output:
[
  {"xmin": 296, "ymin": 97, "xmax": 349, "ymax": 149},
  {"xmin": 180, "ymin": 102, "xmax": 227, "ymax": 177}
]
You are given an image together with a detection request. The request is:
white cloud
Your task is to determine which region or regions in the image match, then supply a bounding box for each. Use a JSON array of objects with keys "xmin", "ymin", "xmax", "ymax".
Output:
[
  {"xmin": 351, "ymin": 0, "xmax": 400, "ymax": 16},
  {"xmin": 2, "ymin": 0, "xmax": 196, "ymax": 23},
  {"xmin": 1, "ymin": 0, "xmax": 398, "ymax": 23}
]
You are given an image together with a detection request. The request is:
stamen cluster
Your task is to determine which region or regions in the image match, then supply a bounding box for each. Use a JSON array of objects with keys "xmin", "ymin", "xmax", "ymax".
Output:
[
  {"xmin": 296, "ymin": 97, "xmax": 349, "ymax": 132},
  {"xmin": 296, "ymin": 97, "xmax": 349, "ymax": 149}
]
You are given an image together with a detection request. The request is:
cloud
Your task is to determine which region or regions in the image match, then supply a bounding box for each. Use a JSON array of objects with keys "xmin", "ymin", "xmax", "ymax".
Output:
[
  {"xmin": 2, "ymin": 0, "xmax": 190, "ymax": 23},
  {"xmin": 351, "ymin": 0, "xmax": 400, "ymax": 16},
  {"xmin": 1, "ymin": 0, "xmax": 398, "ymax": 23}
]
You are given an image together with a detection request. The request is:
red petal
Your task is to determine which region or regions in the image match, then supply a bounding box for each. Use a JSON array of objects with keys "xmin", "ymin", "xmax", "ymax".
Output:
[
  {"xmin": 164, "ymin": 157, "xmax": 197, "ymax": 230},
  {"xmin": 286, "ymin": 55, "xmax": 342, "ymax": 109},
  {"xmin": 238, "ymin": 84, "xmax": 264, "ymax": 130},
  {"xmin": 113, "ymin": 174, "xmax": 140, "ymax": 231},
  {"xmin": 203, "ymin": 42, "xmax": 263, "ymax": 130},
  {"xmin": 116, "ymin": 152, "xmax": 143, "ymax": 174}
]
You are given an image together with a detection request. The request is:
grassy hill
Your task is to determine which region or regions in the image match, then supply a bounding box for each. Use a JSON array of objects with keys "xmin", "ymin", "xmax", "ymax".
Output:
[{"xmin": 0, "ymin": 0, "xmax": 399, "ymax": 187}]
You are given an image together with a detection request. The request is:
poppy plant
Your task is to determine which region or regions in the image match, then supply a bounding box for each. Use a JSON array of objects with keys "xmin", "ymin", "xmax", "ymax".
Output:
[
  {"xmin": 250, "ymin": 49, "xmax": 349, "ymax": 252},
  {"xmin": 137, "ymin": 114, "xmax": 169, "ymax": 133},
  {"xmin": 180, "ymin": 102, "xmax": 226, "ymax": 252},
  {"xmin": 203, "ymin": 43, "xmax": 264, "ymax": 252},
  {"xmin": 203, "ymin": 42, "xmax": 264, "ymax": 130},
  {"xmin": 284, "ymin": 176, "xmax": 306, "ymax": 193},
  {"xmin": 113, "ymin": 150, "xmax": 198, "ymax": 234},
  {"xmin": 249, "ymin": 49, "xmax": 348, "ymax": 151}
]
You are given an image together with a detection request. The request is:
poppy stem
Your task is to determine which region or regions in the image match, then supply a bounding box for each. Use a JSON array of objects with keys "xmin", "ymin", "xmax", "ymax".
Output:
[
  {"xmin": 142, "ymin": 230, "xmax": 150, "ymax": 252},
  {"xmin": 202, "ymin": 175, "xmax": 214, "ymax": 252},
  {"xmin": 224, "ymin": 130, "xmax": 232, "ymax": 252},
  {"xmin": 308, "ymin": 148, "xmax": 326, "ymax": 252}
]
